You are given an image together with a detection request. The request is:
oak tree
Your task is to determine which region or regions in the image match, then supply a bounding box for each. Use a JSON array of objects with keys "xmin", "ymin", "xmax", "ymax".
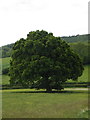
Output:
[{"xmin": 10, "ymin": 30, "xmax": 84, "ymax": 92}]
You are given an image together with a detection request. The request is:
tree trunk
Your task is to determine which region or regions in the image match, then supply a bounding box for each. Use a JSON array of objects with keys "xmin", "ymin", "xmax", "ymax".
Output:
[
  {"xmin": 44, "ymin": 76, "xmax": 52, "ymax": 92},
  {"xmin": 46, "ymin": 86, "xmax": 52, "ymax": 93}
]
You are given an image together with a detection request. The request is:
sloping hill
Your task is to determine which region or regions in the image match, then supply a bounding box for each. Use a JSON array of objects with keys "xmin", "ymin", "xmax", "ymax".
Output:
[
  {"xmin": 62, "ymin": 34, "xmax": 89, "ymax": 43},
  {"xmin": 0, "ymin": 43, "xmax": 14, "ymax": 58}
]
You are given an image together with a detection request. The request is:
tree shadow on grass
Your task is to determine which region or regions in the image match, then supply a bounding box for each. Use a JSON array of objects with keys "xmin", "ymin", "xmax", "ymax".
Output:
[{"xmin": 10, "ymin": 90, "xmax": 88, "ymax": 94}]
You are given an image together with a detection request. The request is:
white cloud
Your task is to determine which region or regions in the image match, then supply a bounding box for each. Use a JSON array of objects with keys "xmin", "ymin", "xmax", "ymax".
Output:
[{"xmin": 0, "ymin": 0, "xmax": 88, "ymax": 46}]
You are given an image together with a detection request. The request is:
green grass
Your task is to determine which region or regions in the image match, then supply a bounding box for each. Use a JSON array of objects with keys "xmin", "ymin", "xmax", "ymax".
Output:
[
  {"xmin": 1, "ymin": 75, "xmax": 10, "ymax": 85},
  {"xmin": 67, "ymin": 65, "xmax": 89, "ymax": 83},
  {"xmin": 0, "ymin": 57, "xmax": 11, "ymax": 85},
  {"xmin": 1, "ymin": 57, "xmax": 11, "ymax": 69},
  {"xmin": 2, "ymin": 89, "xmax": 88, "ymax": 118},
  {"xmin": 77, "ymin": 65, "xmax": 89, "ymax": 82}
]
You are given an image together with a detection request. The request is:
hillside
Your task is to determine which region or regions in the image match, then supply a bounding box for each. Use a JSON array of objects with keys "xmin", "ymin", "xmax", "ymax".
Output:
[
  {"xmin": 62, "ymin": 34, "xmax": 90, "ymax": 43},
  {"xmin": 1, "ymin": 43, "xmax": 14, "ymax": 58}
]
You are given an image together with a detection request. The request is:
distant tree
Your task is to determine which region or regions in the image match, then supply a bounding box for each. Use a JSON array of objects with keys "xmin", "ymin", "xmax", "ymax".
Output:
[{"xmin": 9, "ymin": 30, "xmax": 84, "ymax": 92}]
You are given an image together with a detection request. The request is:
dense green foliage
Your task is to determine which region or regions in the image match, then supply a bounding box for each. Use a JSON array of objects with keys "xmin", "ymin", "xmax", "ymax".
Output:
[
  {"xmin": 2, "ymin": 68, "xmax": 9, "ymax": 74},
  {"xmin": 1, "ymin": 34, "xmax": 90, "ymax": 65},
  {"xmin": 1, "ymin": 56, "xmax": 88, "ymax": 88},
  {"xmin": 10, "ymin": 30, "xmax": 84, "ymax": 92},
  {"xmin": 1, "ymin": 57, "xmax": 89, "ymax": 86},
  {"xmin": 2, "ymin": 65, "xmax": 89, "ymax": 88}
]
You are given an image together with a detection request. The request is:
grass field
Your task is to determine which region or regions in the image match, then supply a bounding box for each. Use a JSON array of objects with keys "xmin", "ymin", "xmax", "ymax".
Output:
[
  {"xmin": 67, "ymin": 65, "xmax": 89, "ymax": 83},
  {"xmin": 77, "ymin": 65, "xmax": 89, "ymax": 82},
  {"xmin": 2, "ymin": 57, "xmax": 11, "ymax": 69},
  {"xmin": 0, "ymin": 57, "xmax": 89, "ymax": 118},
  {"xmin": 2, "ymin": 89, "xmax": 88, "ymax": 118}
]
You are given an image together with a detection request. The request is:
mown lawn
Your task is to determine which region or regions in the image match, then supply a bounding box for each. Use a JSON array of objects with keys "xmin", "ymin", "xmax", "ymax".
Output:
[{"xmin": 2, "ymin": 89, "xmax": 88, "ymax": 118}]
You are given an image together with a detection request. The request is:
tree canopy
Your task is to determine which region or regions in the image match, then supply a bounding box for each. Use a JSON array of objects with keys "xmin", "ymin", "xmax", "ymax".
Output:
[
  {"xmin": 1, "ymin": 34, "xmax": 90, "ymax": 65},
  {"xmin": 10, "ymin": 30, "xmax": 84, "ymax": 92}
]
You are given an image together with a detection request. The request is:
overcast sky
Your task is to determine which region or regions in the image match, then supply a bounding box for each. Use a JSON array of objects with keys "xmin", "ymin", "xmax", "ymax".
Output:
[{"xmin": 0, "ymin": 0, "xmax": 89, "ymax": 46}]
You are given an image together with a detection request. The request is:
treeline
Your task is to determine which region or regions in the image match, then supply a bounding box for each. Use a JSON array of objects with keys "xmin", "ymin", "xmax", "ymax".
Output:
[
  {"xmin": 62, "ymin": 34, "xmax": 90, "ymax": 43},
  {"xmin": 0, "ymin": 43, "xmax": 14, "ymax": 58},
  {"xmin": 0, "ymin": 34, "xmax": 90, "ymax": 64},
  {"xmin": 70, "ymin": 42, "xmax": 90, "ymax": 64}
]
